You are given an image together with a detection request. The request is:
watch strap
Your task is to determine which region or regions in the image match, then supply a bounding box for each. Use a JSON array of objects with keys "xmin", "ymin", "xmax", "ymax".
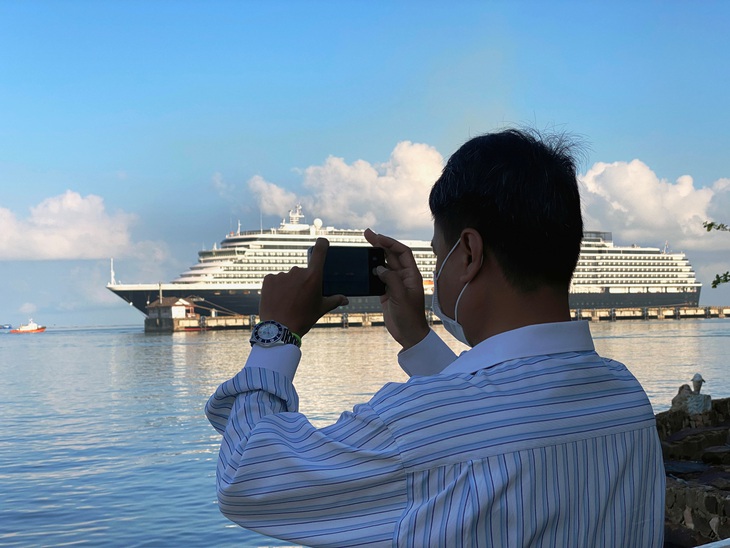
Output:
[{"xmin": 278, "ymin": 328, "xmax": 300, "ymax": 347}]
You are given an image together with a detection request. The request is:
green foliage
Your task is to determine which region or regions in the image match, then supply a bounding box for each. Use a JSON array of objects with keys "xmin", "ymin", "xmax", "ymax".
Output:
[
  {"xmin": 711, "ymin": 272, "xmax": 730, "ymax": 289},
  {"xmin": 703, "ymin": 221, "xmax": 729, "ymax": 288}
]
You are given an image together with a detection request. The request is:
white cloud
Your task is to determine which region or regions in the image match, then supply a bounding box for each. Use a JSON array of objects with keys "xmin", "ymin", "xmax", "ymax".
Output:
[
  {"xmin": 19, "ymin": 302, "xmax": 37, "ymax": 315},
  {"xmin": 61, "ymin": 262, "xmax": 121, "ymax": 309},
  {"xmin": 581, "ymin": 160, "xmax": 730, "ymax": 252},
  {"xmin": 248, "ymin": 175, "xmax": 299, "ymax": 217},
  {"xmin": 246, "ymin": 141, "xmax": 443, "ymax": 235},
  {"xmin": 225, "ymin": 145, "xmax": 730, "ymax": 304},
  {"xmin": 708, "ymin": 178, "xmax": 730, "ymax": 223},
  {"xmin": 211, "ymin": 171, "xmax": 236, "ymax": 200},
  {"xmin": 241, "ymin": 144, "xmax": 729, "ymax": 257},
  {"xmin": 0, "ymin": 190, "xmax": 168, "ymax": 261}
]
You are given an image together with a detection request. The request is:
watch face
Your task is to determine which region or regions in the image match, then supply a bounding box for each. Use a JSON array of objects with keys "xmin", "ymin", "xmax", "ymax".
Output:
[
  {"xmin": 253, "ymin": 321, "xmax": 283, "ymax": 344},
  {"xmin": 258, "ymin": 322, "xmax": 281, "ymax": 341}
]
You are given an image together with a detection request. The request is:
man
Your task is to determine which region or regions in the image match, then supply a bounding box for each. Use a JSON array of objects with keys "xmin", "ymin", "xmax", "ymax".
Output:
[{"xmin": 206, "ymin": 129, "xmax": 665, "ymax": 547}]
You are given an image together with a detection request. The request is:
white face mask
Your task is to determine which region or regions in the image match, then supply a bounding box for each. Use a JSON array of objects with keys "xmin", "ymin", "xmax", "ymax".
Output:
[{"xmin": 432, "ymin": 239, "xmax": 472, "ymax": 346}]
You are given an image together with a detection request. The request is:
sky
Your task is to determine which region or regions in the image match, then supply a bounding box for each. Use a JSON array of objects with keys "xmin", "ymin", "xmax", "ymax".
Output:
[{"xmin": 1, "ymin": 1, "xmax": 729, "ymax": 327}]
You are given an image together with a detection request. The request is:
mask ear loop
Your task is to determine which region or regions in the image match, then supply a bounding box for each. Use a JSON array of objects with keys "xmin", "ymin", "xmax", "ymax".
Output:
[
  {"xmin": 435, "ymin": 239, "xmax": 462, "ymax": 280},
  {"xmin": 453, "ymin": 254, "xmax": 484, "ymax": 323}
]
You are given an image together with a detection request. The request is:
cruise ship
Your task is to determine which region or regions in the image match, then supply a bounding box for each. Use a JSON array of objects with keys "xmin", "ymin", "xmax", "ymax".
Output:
[
  {"xmin": 570, "ymin": 231, "xmax": 701, "ymax": 308},
  {"xmin": 107, "ymin": 206, "xmax": 701, "ymax": 316}
]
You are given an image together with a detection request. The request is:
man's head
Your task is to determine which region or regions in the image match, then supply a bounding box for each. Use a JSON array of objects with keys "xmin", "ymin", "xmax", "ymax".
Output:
[{"xmin": 429, "ymin": 128, "xmax": 584, "ymax": 293}]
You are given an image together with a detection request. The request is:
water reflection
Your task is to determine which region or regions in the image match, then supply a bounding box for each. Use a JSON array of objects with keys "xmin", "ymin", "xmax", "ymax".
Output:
[
  {"xmin": 181, "ymin": 326, "xmax": 468, "ymax": 428},
  {"xmin": 589, "ymin": 319, "xmax": 730, "ymax": 411},
  {"xmin": 296, "ymin": 327, "xmax": 410, "ymax": 426},
  {"xmin": 1, "ymin": 321, "xmax": 728, "ymax": 546},
  {"xmin": 186, "ymin": 320, "xmax": 729, "ymax": 418}
]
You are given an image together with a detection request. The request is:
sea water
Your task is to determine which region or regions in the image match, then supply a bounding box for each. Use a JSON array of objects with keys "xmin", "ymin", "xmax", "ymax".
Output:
[{"xmin": 1, "ymin": 320, "xmax": 729, "ymax": 547}]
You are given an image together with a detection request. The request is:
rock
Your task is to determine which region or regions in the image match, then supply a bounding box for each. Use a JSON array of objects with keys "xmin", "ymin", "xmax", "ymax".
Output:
[
  {"xmin": 695, "ymin": 512, "xmax": 712, "ymax": 537},
  {"xmin": 708, "ymin": 477, "xmax": 730, "ymax": 491},
  {"xmin": 662, "ymin": 428, "xmax": 729, "ymax": 460},
  {"xmin": 702, "ymin": 446, "xmax": 730, "ymax": 465},
  {"xmin": 664, "ymin": 461, "xmax": 710, "ymax": 475},
  {"xmin": 658, "ymin": 397, "xmax": 730, "ymax": 545},
  {"xmin": 672, "ymin": 385, "xmax": 693, "ymax": 411},
  {"xmin": 683, "ymin": 506, "xmax": 694, "ymax": 529},
  {"xmin": 711, "ymin": 516, "xmax": 720, "ymax": 536}
]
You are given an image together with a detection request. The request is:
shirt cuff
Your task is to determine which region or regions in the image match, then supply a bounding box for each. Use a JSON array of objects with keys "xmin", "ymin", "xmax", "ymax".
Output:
[
  {"xmin": 244, "ymin": 344, "xmax": 302, "ymax": 380},
  {"xmin": 397, "ymin": 329, "xmax": 458, "ymax": 377}
]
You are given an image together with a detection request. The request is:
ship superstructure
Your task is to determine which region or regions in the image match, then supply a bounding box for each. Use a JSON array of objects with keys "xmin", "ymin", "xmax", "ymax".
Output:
[
  {"xmin": 570, "ymin": 231, "xmax": 701, "ymax": 308},
  {"xmin": 108, "ymin": 206, "xmax": 435, "ymax": 316},
  {"xmin": 108, "ymin": 207, "xmax": 701, "ymax": 316},
  {"xmin": 173, "ymin": 206, "xmax": 436, "ymax": 290}
]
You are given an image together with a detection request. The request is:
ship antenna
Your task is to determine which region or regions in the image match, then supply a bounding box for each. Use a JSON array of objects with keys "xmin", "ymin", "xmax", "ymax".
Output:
[
  {"xmin": 289, "ymin": 204, "xmax": 304, "ymax": 225},
  {"xmin": 110, "ymin": 258, "xmax": 116, "ymax": 285}
]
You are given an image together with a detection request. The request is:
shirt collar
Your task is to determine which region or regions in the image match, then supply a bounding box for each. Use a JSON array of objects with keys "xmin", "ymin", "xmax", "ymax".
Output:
[{"xmin": 441, "ymin": 320, "xmax": 595, "ymax": 375}]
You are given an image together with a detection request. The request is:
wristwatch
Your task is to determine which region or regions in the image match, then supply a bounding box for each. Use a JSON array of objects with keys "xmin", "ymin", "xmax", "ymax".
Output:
[{"xmin": 250, "ymin": 320, "xmax": 301, "ymax": 348}]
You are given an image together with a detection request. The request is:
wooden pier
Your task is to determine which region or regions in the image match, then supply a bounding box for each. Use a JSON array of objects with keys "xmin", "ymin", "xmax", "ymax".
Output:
[
  {"xmin": 571, "ymin": 305, "xmax": 729, "ymax": 322},
  {"xmin": 144, "ymin": 305, "xmax": 729, "ymax": 333}
]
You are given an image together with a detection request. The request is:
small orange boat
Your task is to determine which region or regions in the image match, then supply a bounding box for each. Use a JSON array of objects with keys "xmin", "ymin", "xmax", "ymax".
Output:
[{"xmin": 10, "ymin": 319, "xmax": 46, "ymax": 334}]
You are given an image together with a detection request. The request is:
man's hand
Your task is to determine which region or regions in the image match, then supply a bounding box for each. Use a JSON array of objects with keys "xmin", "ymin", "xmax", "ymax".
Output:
[
  {"xmin": 364, "ymin": 228, "xmax": 430, "ymax": 350},
  {"xmin": 259, "ymin": 238, "xmax": 348, "ymax": 337}
]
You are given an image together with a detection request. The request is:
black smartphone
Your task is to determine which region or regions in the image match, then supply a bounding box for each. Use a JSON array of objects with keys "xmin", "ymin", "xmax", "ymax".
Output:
[{"xmin": 309, "ymin": 246, "xmax": 387, "ymax": 296}]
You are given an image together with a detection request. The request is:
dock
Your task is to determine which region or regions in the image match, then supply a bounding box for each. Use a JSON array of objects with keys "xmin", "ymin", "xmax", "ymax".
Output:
[
  {"xmin": 144, "ymin": 312, "xmax": 387, "ymax": 333},
  {"xmin": 144, "ymin": 305, "xmax": 730, "ymax": 333},
  {"xmin": 572, "ymin": 305, "xmax": 729, "ymax": 322}
]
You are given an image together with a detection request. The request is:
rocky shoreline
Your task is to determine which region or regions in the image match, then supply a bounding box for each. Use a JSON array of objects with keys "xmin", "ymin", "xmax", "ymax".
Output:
[{"xmin": 658, "ymin": 394, "xmax": 730, "ymax": 546}]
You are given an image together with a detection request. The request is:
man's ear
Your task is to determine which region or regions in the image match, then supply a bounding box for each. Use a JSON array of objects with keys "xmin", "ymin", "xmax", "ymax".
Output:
[{"xmin": 459, "ymin": 228, "xmax": 484, "ymax": 283}]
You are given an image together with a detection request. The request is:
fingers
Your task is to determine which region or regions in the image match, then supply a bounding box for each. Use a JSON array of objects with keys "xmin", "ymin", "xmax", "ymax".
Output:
[
  {"xmin": 365, "ymin": 228, "xmax": 406, "ymax": 252},
  {"xmin": 374, "ymin": 264, "xmax": 395, "ymax": 285},
  {"xmin": 365, "ymin": 228, "xmax": 419, "ymax": 272},
  {"xmin": 308, "ymin": 238, "xmax": 330, "ymax": 273},
  {"xmin": 374, "ymin": 264, "xmax": 398, "ymax": 285},
  {"xmin": 372, "ymin": 251, "xmax": 429, "ymax": 349},
  {"xmin": 367, "ymin": 229, "xmax": 422, "ymax": 293},
  {"xmin": 321, "ymin": 294, "xmax": 349, "ymax": 313},
  {"xmin": 363, "ymin": 228, "xmax": 381, "ymax": 247}
]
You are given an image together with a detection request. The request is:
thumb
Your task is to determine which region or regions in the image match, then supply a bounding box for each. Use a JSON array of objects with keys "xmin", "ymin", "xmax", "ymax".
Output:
[
  {"xmin": 375, "ymin": 265, "xmax": 402, "ymax": 290},
  {"xmin": 321, "ymin": 294, "xmax": 349, "ymax": 314}
]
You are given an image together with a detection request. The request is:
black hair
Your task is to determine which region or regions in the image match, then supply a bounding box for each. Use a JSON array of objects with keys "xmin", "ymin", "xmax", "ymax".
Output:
[{"xmin": 429, "ymin": 128, "xmax": 585, "ymax": 292}]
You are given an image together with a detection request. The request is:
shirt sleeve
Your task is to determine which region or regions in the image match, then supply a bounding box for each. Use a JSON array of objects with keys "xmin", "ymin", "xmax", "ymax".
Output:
[
  {"xmin": 244, "ymin": 343, "xmax": 302, "ymax": 379},
  {"xmin": 397, "ymin": 329, "xmax": 458, "ymax": 377},
  {"xmin": 205, "ymin": 366, "xmax": 408, "ymax": 546}
]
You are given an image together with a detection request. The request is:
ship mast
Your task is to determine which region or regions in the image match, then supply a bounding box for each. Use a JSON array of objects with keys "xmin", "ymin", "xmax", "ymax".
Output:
[{"xmin": 289, "ymin": 204, "xmax": 304, "ymax": 225}]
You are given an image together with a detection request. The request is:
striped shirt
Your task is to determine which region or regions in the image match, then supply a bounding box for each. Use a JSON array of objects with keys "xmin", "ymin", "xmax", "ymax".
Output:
[{"xmin": 206, "ymin": 321, "xmax": 665, "ymax": 547}]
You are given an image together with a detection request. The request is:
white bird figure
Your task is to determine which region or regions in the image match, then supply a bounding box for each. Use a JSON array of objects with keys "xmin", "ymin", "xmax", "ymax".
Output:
[{"xmin": 691, "ymin": 373, "xmax": 706, "ymax": 394}]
